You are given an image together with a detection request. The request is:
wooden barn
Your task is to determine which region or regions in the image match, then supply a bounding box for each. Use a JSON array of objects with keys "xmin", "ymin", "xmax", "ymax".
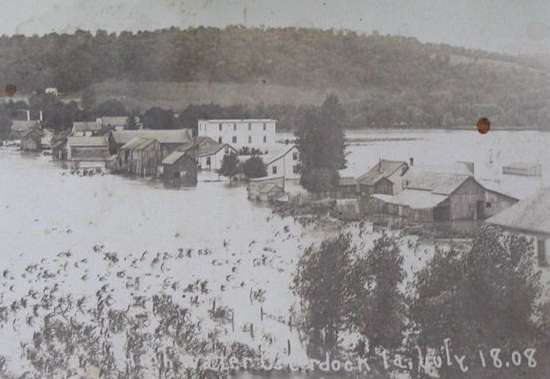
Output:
[
  {"xmin": 112, "ymin": 130, "xmax": 193, "ymax": 159},
  {"xmin": 66, "ymin": 136, "xmax": 113, "ymax": 168},
  {"xmin": 371, "ymin": 169, "xmax": 517, "ymax": 223},
  {"xmin": 119, "ymin": 137, "xmax": 161, "ymax": 177},
  {"xmin": 161, "ymin": 151, "xmax": 198, "ymax": 187}
]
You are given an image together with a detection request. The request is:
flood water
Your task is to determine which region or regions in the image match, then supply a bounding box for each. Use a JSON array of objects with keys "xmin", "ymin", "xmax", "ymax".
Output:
[{"xmin": 0, "ymin": 128, "xmax": 547, "ymax": 376}]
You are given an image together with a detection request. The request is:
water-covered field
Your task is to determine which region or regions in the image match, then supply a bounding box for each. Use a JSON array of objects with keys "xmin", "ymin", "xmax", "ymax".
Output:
[{"xmin": 0, "ymin": 128, "xmax": 548, "ymax": 376}]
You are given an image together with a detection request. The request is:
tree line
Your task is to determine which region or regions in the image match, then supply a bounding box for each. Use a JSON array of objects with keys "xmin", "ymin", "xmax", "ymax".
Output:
[{"xmin": 0, "ymin": 26, "xmax": 549, "ymax": 128}]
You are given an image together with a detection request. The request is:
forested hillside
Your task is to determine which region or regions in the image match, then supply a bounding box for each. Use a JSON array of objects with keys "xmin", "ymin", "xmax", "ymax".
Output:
[{"xmin": 1, "ymin": 26, "xmax": 549, "ymax": 128}]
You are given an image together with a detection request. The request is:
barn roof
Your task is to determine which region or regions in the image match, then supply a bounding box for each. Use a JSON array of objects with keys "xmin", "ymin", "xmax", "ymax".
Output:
[
  {"xmin": 67, "ymin": 136, "xmax": 108, "ymax": 147},
  {"xmin": 487, "ymin": 187, "xmax": 550, "ymax": 236},
  {"xmin": 338, "ymin": 177, "xmax": 357, "ymax": 186},
  {"xmin": 112, "ymin": 130, "xmax": 192, "ymax": 145},
  {"xmin": 72, "ymin": 121, "xmax": 101, "ymax": 133},
  {"xmin": 404, "ymin": 170, "xmax": 472, "ymax": 195},
  {"xmin": 11, "ymin": 120, "xmax": 39, "ymax": 133},
  {"xmin": 121, "ymin": 137, "xmax": 157, "ymax": 151},
  {"xmin": 98, "ymin": 116, "xmax": 128, "ymax": 126},
  {"xmin": 357, "ymin": 160, "xmax": 407, "ymax": 186}
]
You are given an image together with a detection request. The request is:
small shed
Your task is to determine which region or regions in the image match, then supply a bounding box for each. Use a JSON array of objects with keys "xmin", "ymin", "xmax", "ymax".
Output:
[
  {"xmin": 20, "ymin": 128, "xmax": 42, "ymax": 151},
  {"xmin": 161, "ymin": 151, "xmax": 198, "ymax": 187}
]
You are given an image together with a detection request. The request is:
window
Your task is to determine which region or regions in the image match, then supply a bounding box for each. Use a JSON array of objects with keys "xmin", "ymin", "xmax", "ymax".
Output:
[
  {"xmin": 248, "ymin": 123, "xmax": 251, "ymax": 131},
  {"xmin": 232, "ymin": 136, "xmax": 237, "ymax": 144},
  {"xmin": 272, "ymin": 166, "xmax": 277, "ymax": 175},
  {"xmin": 218, "ymin": 123, "xmax": 222, "ymax": 131},
  {"xmin": 292, "ymin": 152, "xmax": 298, "ymax": 160},
  {"xmin": 263, "ymin": 136, "xmax": 267, "ymax": 143},
  {"xmin": 206, "ymin": 157, "xmax": 211, "ymax": 166},
  {"xmin": 218, "ymin": 136, "xmax": 222, "ymax": 143},
  {"xmin": 263, "ymin": 123, "xmax": 266, "ymax": 131},
  {"xmin": 292, "ymin": 165, "xmax": 299, "ymax": 174},
  {"xmin": 486, "ymin": 202, "xmax": 492, "ymax": 208},
  {"xmin": 248, "ymin": 136, "xmax": 252, "ymax": 144},
  {"xmin": 233, "ymin": 124, "xmax": 237, "ymax": 131}
]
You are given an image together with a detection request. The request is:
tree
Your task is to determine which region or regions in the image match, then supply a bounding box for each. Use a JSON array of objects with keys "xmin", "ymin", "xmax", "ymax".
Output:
[
  {"xmin": 408, "ymin": 226, "xmax": 547, "ymax": 379},
  {"xmin": 349, "ymin": 234, "xmax": 405, "ymax": 353},
  {"xmin": 93, "ymin": 99, "xmax": 128, "ymax": 117},
  {"xmin": 241, "ymin": 156, "xmax": 267, "ymax": 178},
  {"xmin": 292, "ymin": 234, "xmax": 355, "ymax": 356},
  {"xmin": 295, "ymin": 95, "xmax": 346, "ymax": 193},
  {"xmin": 142, "ymin": 107, "xmax": 178, "ymax": 130},
  {"xmin": 218, "ymin": 152, "xmax": 240, "ymax": 182},
  {"xmin": 0, "ymin": 107, "xmax": 12, "ymax": 140},
  {"xmin": 125, "ymin": 111, "xmax": 140, "ymax": 130}
]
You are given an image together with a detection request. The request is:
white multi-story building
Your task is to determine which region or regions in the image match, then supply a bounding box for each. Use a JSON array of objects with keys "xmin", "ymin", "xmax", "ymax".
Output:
[{"xmin": 197, "ymin": 119, "xmax": 277, "ymax": 150}]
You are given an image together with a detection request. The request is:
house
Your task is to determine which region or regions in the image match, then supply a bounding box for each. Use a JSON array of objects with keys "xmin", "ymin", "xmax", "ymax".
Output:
[
  {"xmin": 161, "ymin": 151, "xmax": 198, "ymax": 187},
  {"xmin": 119, "ymin": 137, "xmax": 161, "ymax": 177},
  {"xmin": 193, "ymin": 136, "xmax": 237, "ymax": 171},
  {"xmin": 197, "ymin": 119, "xmax": 277, "ymax": 150},
  {"xmin": 66, "ymin": 136, "xmax": 112, "ymax": 168},
  {"xmin": 40, "ymin": 129, "xmax": 54, "ymax": 149},
  {"xmin": 112, "ymin": 130, "xmax": 193, "ymax": 159},
  {"xmin": 97, "ymin": 116, "xmax": 129, "ymax": 131},
  {"xmin": 263, "ymin": 145, "xmax": 300, "ymax": 180},
  {"xmin": 370, "ymin": 169, "xmax": 518, "ymax": 223},
  {"xmin": 487, "ymin": 187, "xmax": 550, "ymax": 267},
  {"xmin": 357, "ymin": 159, "xmax": 409, "ymax": 196},
  {"xmin": 20, "ymin": 128, "xmax": 42, "ymax": 151},
  {"xmin": 72, "ymin": 121, "xmax": 103, "ymax": 137}
]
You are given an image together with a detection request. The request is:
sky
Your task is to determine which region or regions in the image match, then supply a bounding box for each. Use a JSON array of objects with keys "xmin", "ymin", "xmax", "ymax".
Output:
[{"xmin": 0, "ymin": 0, "xmax": 549, "ymax": 55}]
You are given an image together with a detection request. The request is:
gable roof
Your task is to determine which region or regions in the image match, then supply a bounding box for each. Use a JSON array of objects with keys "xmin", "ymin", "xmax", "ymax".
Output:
[
  {"xmin": 67, "ymin": 136, "xmax": 108, "ymax": 148},
  {"xmin": 72, "ymin": 121, "xmax": 101, "ymax": 133},
  {"xmin": 121, "ymin": 137, "xmax": 158, "ymax": 151},
  {"xmin": 11, "ymin": 120, "xmax": 39, "ymax": 133},
  {"xmin": 112, "ymin": 130, "xmax": 192, "ymax": 145},
  {"xmin": 357, "ymin": 160, "xmax": 408, "ymax": 186},
  {"xmin": 487, "ymin": 187, "xmax": 550, "ymax": 236},
  {"xmin": 193, "ymin": 136, "xmax": 235, "ymax": 157}
]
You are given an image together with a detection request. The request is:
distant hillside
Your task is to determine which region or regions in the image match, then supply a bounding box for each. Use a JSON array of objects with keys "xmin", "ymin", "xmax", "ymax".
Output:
[{"xmin": 1, "ymin": 26, "xmax": 549, "ymax": 128}]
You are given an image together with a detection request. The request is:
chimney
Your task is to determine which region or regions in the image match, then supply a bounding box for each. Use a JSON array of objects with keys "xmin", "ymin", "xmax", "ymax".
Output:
[
  {"xmin": 39, "ymin": 110, "xmax": 43, "ymax": 122},
  {"xmin": 26, "ymin": 110, "xmax": 31, "ymax": 121}
]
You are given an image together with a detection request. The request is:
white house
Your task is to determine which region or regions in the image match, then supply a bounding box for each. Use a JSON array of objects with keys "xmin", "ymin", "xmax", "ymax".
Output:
[
  {"xmin": 197, "ymin": 119, "xmax": 277, "ymax": 150},
  {"xmin": 194, "ymin": 136, "xmax": 237, "ymax": 171},
  {"xmin": 263, "ymin": 145, "xmax": 300, "ymax": 180}
]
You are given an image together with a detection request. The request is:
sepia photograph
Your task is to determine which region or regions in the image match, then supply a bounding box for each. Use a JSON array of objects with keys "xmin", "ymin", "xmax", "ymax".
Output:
[{"xmin": 1, "ymin": 1, "xmax": 550, "ymax": 378}]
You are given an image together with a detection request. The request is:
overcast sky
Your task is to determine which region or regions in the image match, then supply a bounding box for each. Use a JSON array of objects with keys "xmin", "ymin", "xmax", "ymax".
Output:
[{"xmin": 0, "ymin": 0, "xmax": 549, "ymax": 55}]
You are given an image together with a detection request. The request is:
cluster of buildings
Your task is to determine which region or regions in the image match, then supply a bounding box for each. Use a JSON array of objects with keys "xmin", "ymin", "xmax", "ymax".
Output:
[{"xmin": 10, "ymin": 116, "xmax": 304, "ymax": 188}]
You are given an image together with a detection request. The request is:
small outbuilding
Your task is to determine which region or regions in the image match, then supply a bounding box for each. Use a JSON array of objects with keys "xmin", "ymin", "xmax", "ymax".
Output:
[{"xmin": 161, "ymin": 151, "xmax": 198, "ymax": 187}]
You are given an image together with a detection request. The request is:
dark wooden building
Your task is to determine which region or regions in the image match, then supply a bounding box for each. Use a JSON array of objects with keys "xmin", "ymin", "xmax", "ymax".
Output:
[
  {"xmin": 119, "ymin": 137, "xmax": 161, "ymax": 176},
  {"xmin": 20, "ymin": 128, "xmax": 42, "ymax": 151},
  {"xmin": 161, "ymin": 151, "xmax": 198, "ymax": 187}
]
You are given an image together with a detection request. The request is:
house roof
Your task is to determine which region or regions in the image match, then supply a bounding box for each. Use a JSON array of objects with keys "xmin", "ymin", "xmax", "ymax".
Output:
[
  {"xmin": 72, "ymin": 121, "xmax": 101, "ymax": 133},
  {"xmin": 21, "ymin": 127, "xmax": 42, "ymax": 139},
  {"xmin": 162, "ymin": 150, "xmax": 191, "ymax": 165},
  {"xmin": 112, "ymin": 130, "xmax": 192, "ymax": 145},
  {"xmin": 193, "ymin": 136, "xmax": 234, "ymax": 157},
  {"xmin": 487, "ymin": 187, "xmax": 550, "ymax": 236},
  {"xmin": 373, "ymin": 190, "xmax": 448, "ymax": 210},
  {"xmin": 404, "ymin": 169, "xmax": 472, "ymax": 195},
  {"xmin": 357, "ymin": 160, "xmax": 408, "ymax": 186},
  {"xmin": 263, "ymin": 145, "xmax": 298, "ymax": 165},
  {"xmin": 98, "ymin": 116, "xmax": 128, "ymax": 126},
  {"xmin": 67, "ymin": 136, "xmax": 108, "ymax": 147},
  {"xmin": 121, "ymin": 137, "xmax": 158, "ymax": 151}
]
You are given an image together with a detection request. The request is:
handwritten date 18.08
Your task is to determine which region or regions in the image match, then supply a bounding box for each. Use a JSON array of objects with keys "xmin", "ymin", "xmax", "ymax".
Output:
[{"xmin": 478, "ymin": 348, "xmax": 536, "ymax": 369}]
